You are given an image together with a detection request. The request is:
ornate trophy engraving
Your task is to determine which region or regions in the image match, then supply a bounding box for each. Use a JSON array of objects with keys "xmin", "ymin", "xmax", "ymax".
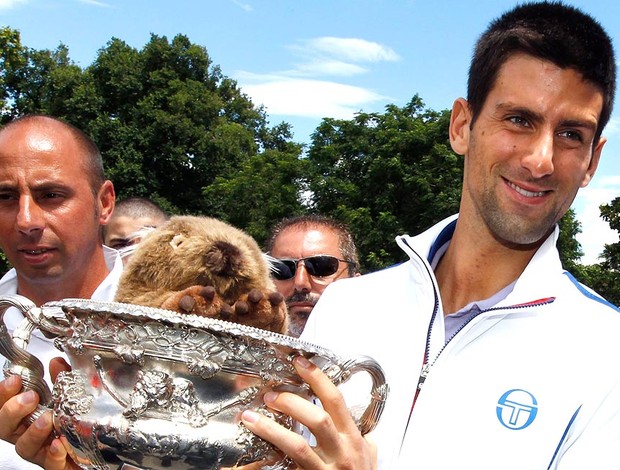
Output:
[{"xmin": 0, "ymin": 295, "xmax": 388, "ymax": 470}]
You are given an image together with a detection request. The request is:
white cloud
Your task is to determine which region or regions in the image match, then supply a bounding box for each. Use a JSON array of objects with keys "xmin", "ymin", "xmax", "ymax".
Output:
[
  {"xmin": 231, "ymin": 0, "xmax": 252, "ymax": 12},
  {"xmin": 0, "ymin": 0, "xmax": 27, "ymax": 10},
  {"xmin": 242, "ymin": 78, "xmax": 386, "ymax": 119},
  {"xmin": 235, "ymin": 36, "xmax": 398, "ymax": 122},
  {"xmin": 604, "ymin": 116, "xmax": 620, "ymax": 136},
  {"xmin": 76, "ymin": 0, "xmax": 110, "ymax": 6},
  {"xmin": 573, "ymin": 176, "xmax": 620, "ymax": 264},
  {"xmin": 293, "ymin": 59, "xmax": 368, "ymax": 77},
  {"xmin": 294, "ymin": 37, "xmax": 400, "ymax": 64},
  {"xmin": 285, "ymin": 37, "xmax": 400, "ymax": 78}
]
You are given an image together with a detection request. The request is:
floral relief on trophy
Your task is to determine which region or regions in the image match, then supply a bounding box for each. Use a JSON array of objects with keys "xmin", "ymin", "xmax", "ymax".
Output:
[
  {"xmin": 59, "ymin": 310, "xmax": 297, "ymax": 383},
  {"xmin": 52, "ymin": 371, "xmax": 93, "ymax": 416},
  {"xmin": 118, "ymin": 423, "xmax": 223, "ymax": 464}
]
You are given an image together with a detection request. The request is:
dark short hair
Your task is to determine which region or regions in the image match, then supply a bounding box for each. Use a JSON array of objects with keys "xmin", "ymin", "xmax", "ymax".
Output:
[
  {"xmin": 266, "ymin": 215, "xmax": 360, "ymax": 276},
  {"xmin": 468, "ymin": 1, "xmax": 616, "ymax": 144},
  {"xmin": 0, "ymin": 114, "xmax": 106, "ymax": 194},
  {"xmin": 111, "ymin": 197, "xmax": 169, "ymax": 221},
  {"xmin": 102, "ymin": 196, "xmax": 169, "ymax": 241}
]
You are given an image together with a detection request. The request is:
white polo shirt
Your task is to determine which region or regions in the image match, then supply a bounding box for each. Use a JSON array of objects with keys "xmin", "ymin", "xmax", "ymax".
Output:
[{"xmin": 0, "ymin": 246, "xmax": 123, "ymax": 470}]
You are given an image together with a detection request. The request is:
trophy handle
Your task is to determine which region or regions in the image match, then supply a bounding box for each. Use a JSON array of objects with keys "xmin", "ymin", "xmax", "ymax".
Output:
[
  {"xmin": 335, "ymin": 355, "xmax": 389, "ymax": 435},
  {"xmin": 0, "ymin": 295, "xmax": 54, "ymax": 423},
  {"xmin": 262, "ymin": 355, "xmax": 388, "ymax": 470}
]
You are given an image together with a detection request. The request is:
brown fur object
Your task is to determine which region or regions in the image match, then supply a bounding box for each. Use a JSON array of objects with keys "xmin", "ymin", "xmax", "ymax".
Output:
[{"xmin": 114, "ymin": 215, "xmax": 287, "ymax": 334}]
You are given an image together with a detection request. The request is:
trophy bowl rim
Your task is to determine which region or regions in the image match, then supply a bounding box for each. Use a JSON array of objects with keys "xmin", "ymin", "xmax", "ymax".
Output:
[{"xmin": 43, "ymin": 298, "xmax": 340, "ymax": 362}]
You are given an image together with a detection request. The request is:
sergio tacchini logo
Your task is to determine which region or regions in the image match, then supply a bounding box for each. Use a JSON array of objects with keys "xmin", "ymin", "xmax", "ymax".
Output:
[{"xmin": 496, "ymin": 389, "xmax": 538, "ymax": 430}]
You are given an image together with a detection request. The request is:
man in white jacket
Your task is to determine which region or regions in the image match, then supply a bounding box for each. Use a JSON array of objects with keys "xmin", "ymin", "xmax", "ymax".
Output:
[
  {"xmin": 0, "ymin": 115, "xmax": 122, "ymax": 469},
  {"xmin": 240, "ymin": 3, "xmax": 620, "ymax": 469}
]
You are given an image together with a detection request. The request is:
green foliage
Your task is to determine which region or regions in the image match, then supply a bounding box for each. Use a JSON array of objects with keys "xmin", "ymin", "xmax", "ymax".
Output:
[
  {"xmin": 0, "ymin": 27, "xmax": 26, "ymax": 114},
  {"xmin": 0, "ymin": 250, "xmax": 10, "ymax": 277},
  {"xmin": 561, "ymin": 198, "xmax": 620, "ymax": 307},
  {"xmin": 578, "ymin": 197, "xmax": 620, "ymax": 306},
  {"xmin": 203, "ymin": 143, "xmax": 307, "ymax": 245},
  {"xmin": 557, "ymin": 208, "xmax": 584, "ymax": 273},
  {"xmin": 306, "ymin": 96, "xmax": 462, "ymax": 271},
  {"xmin": 599, "ymin": 196, "xmax": 620, "ymax": 270},
  {"xmin": 84, "ymin": 34, "xmax": 276, "ymax": 215}
]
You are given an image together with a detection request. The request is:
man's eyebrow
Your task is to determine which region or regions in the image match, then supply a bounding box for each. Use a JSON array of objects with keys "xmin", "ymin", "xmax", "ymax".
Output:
[
  {"xmin": 32, "ymin": 181, "xmax": 72, "ymax": 190},
  {"xmin": 494, "ymin": 103, "xmax": 543, "ymax": 123},
  {"xmin": 560, "ymin": 118, "xmax": 597, "ymax": 131},
  {"xmin": 0, "ymin": 181, "xmax": 70, "ymax": 190}
]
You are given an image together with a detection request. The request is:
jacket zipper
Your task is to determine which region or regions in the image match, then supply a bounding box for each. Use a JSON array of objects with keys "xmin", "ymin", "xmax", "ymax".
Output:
[
  {"xmin": 417, "ymin": 297, "xmax": 555, "ymax": 392},
  {"xmin": 397, "ymin": 237, "xmax": 441, "ymax": 394}
]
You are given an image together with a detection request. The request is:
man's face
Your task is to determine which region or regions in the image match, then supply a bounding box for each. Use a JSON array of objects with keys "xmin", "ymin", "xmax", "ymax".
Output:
[
  {"xmin": 451, "ymin": 53, "xmax": 605, "ymax": 246},
  {"xmin": 104, "ymin": 215, "xmax": 166, "ymax": 264},
  {"xmin": 0, "ymin": 120, "xmax": 113, "ymax": 290},
  {"xmin": 104, "ymin": 215, "xmax": 164, "ymax": 248},
  {"xmin": 270, "ymin": 226, "xmax": 352, "ymax": 337}
]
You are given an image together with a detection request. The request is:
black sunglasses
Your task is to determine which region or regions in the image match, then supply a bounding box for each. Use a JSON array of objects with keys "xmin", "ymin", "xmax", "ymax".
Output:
[{"xmin": 271, "ymin": 255, "xmax": 355, "ymax": 281}]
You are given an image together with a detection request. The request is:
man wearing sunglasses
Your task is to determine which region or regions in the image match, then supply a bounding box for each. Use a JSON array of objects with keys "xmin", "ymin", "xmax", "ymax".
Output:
[{"xmin": 265, "ymin": 215, "xmax": 360, "ymax": 337}]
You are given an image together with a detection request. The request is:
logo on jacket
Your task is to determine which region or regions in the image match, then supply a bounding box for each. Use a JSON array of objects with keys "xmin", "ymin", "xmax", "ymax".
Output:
[{"xmin": 496, "ymin": 389, "xmax": 538, "ymax": 430}]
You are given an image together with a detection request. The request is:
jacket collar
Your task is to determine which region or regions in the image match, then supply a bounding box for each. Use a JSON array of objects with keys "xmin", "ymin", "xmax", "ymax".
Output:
[{"xmin": 396, "ymin": 214, "xmax": 563, "ymax": 308}]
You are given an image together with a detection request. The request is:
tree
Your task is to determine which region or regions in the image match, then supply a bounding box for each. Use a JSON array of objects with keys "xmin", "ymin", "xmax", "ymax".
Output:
[
  {"xmin": 0, "ymin": 27, "xmax": 25, "ymax": 115},
  {"xmin": 0, "ymin": 30, "xmax": 302, "ymax": 217},
  {"xmin": 204, "ymin": 147, "xmax": 307, "ymax": 245},
  {"xmin": 599, "ymin": 196, "xmax": 620, "ymax": 271},
  {"xmin": 578, "ymin": 197, "xmax": 620, "ymax": 306},
  {"xmin": 84, "ymin": 34, "xmax": 299, "ymax": 216},
  {"xmin": 306, "ymin": 96, "xmax": 463, "ymax": 271},
  {"xmin": 557, "ymin": 208, "xmax": 584, "ymax": 273}
]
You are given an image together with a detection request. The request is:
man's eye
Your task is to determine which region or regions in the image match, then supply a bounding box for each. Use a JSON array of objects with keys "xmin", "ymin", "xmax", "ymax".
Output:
[
  {"xmin": 110, "ymin": 239, "xmax": 132, "ymax": 249},
  {"xmin": 508, "ymin": 116, "xmax": 530, "ymax": 127},
  {"xmin": 558, "ymin": 130, "xmax": 583, "ymax": 142}
]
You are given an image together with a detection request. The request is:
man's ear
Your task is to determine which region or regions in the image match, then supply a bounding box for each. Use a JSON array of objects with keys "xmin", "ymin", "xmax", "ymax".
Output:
[
  {"xmin": 580, "ymin": 136, "xmax": 605, "ymax": 188},
  {"xmin": 449, "ymin": 98, "xmax": 472, "ymax": 156},
  {"xmin": 98, "ymin": 180, "xmax": 116, "ymax": 225}
]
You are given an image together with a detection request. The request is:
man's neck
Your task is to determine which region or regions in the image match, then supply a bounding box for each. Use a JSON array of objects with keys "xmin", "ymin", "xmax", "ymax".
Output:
[
  {"xmin": 17, "ymin": 252, "xmax": 110, "ymax": 306},
  {"xmin": 434, "ymin": 222, "xmax": 540, "ymax": 315}
]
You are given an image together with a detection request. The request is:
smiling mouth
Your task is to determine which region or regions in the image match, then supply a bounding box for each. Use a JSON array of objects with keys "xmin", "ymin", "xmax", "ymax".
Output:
[
  {"xmin": 507, "ymin": 180, "xmax": 548, "ymax": 198},
  {"xmin": 21, "ymin": 249, "xmax": 50, "ymax": 255}
]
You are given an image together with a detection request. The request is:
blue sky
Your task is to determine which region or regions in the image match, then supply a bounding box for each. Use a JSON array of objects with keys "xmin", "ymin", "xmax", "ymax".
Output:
[{"xmin": 1, "ymin": 0, "xmax": 619, "ymax": 263}]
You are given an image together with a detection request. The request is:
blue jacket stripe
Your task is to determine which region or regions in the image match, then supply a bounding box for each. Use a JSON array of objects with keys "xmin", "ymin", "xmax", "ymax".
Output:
[
  {"xmin": 563, "ymin": 272, "xmax": 620, "ymax": 312},
  {"xmin": 547, "ymin": 405, "xmax": 581, "ymax": 470}
]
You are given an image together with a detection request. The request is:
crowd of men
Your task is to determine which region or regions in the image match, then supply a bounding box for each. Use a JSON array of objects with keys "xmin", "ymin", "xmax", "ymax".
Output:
[{"xmin": 2, "ymin": 2, "xmax": 620, "ymax": 469}]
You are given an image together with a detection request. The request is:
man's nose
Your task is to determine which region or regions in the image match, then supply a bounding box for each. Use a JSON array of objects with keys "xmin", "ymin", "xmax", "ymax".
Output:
[
  {"xmin": 16, "ymin": 196, "xmax": 45, "ymax": 235},
  {"xmin": 293, "ymin": 261, "xmax": 312, "ymax": 293},
  {"xmin": 521, "ymin": 131, "xmax": 554, "ymax": 178}
]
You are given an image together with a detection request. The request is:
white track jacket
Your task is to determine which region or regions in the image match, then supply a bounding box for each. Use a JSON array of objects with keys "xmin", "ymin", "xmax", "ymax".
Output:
[{"xmin": 301, "ymin": 215, "xmax": 620, "ymax": 469}]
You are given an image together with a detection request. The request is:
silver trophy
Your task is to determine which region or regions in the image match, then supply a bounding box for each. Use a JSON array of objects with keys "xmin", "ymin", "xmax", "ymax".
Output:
[{"xmin": 0, "ymin": 295, "xmax": 388, "ymax": 470}]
